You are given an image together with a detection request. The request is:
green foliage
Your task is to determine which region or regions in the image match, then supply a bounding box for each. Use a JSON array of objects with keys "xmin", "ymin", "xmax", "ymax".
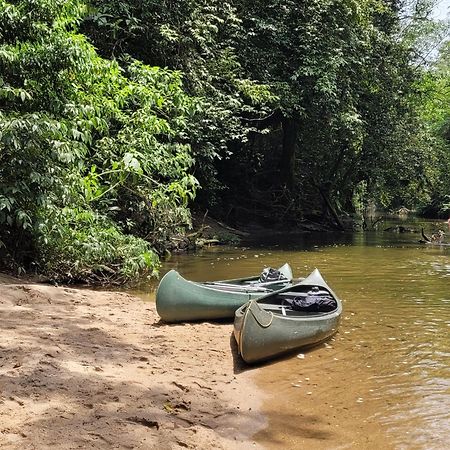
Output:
[
  {"xmin": 414, "ymin": 40, "xmax": 450, "ymax": 216},
  {"xmin": 82, "ymin": 0, "xmax": 275, "ymax": 201},
  {"xmin": 216, "ymin": 0, "xmax": 449, "ymax": 220},
  {"xmin": 37, "ymin": 207, "xmax": 159, "ymax": 283},
  {"xmin": 0, "ymin": 0, "xmax": 198, "ymax": 281},
  {"xmin": 209, "ymin": 0, "xmax": 421, "ymax": 219}
]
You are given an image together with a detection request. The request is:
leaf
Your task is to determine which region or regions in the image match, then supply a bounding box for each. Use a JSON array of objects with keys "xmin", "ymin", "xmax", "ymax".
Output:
[{"xmin": 123, "ymin": 153, "xmax": 141, "ymax": 172}]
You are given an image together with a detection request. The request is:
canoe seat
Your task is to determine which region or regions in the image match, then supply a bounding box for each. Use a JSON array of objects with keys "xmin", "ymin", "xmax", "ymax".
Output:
[
  {"xmin": 203, "ymin": 283, "xmax": 269, "ymax": 293},
  {"xmin": 265, "ymin": 304, "xmax": 293, "ymax": 313}
]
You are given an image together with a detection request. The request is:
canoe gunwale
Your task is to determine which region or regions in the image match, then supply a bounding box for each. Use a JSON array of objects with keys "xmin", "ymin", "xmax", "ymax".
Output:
[
  {"xmin": 246, "ymin": 297, "xmax": 342, "ymax": 324},
  {"xmin": 159, "ymin": 262, "xmax": 294, "ymax": 296},
  {"xmin": 201, "ymin": 262, "xmax": 294, "ymax": 285},
  {"xmin": 158, "ymin": 270, "xmax": 258, "ymax": 296}
]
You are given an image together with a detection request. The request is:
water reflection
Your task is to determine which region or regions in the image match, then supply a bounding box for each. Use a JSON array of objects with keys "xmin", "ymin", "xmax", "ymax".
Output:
[{"xmin": 139, "ymin": 221, "xmax": 449, "ymax": 449}]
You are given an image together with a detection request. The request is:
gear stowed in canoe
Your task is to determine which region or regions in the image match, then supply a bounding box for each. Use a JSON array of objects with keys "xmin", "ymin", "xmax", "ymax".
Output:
[
  {"xmin": 156, "ymin": 263, "xmax": 294, "ymax": 323},
  {"xmin": 233, "ymin": 268, "xmax": 342, "ymax": 364}
]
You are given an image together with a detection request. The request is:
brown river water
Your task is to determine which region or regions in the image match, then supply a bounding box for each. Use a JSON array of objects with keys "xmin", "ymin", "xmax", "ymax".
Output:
[{"xmin": 136, "ymin": 219, "xmax": 450, "ymax": 449}]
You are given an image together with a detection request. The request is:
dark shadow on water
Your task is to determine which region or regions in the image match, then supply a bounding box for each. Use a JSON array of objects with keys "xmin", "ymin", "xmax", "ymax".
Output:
[
  {"xmin": 255, "ymin": 410, "xmax": 335, "ymax": 445},
  {"xmin": 241, "ymin": 231, "xmax": 356, "ymax": 250}
]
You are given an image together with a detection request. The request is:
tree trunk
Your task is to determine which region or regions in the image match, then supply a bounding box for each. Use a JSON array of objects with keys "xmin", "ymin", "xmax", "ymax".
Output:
[
  {"xmin": 317, "ymin": 185, "xmax": 346, "ymax": 231},
  {"xmin": 279, "ymin": 117, "xmax": 298, "ymax": 190}
]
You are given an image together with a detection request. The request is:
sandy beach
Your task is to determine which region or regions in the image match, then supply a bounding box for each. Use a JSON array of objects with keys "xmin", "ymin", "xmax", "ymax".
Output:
[{"xmin": 0, "ymin": 274, "xmax": 265, "ymax": 449}]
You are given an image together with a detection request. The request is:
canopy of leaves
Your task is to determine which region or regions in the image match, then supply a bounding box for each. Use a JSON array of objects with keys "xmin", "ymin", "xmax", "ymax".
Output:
[{"xmin": 82, "ymin": 0, "xmax": 276, "ymax": 203}]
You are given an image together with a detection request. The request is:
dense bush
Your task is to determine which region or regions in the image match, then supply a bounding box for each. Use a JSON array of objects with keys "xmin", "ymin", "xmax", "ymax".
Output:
[
  {"xmin": 0, "ymin": 0, "xmax": 198, "ymax": 281},
  {"xmin": 36, "ymin": 207, "xmax": 159, "ymax": 283}
]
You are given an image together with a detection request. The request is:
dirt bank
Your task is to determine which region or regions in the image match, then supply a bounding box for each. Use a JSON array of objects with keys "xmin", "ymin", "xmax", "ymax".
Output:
[{"xmin": 0, "ymin": 274, "xmax": 265, "ymax": 449}]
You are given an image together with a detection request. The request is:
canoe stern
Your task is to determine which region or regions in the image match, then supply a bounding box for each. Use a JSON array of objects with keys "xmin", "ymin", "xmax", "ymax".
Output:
[{"xmin": 156, "ymin": 270, "xmax": 252, "ymax": 322}]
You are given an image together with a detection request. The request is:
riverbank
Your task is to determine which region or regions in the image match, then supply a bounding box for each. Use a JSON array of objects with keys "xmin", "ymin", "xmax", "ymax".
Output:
[{"xmin": 0, "ymin": 274, "xmax": 265, "ymax": 449}]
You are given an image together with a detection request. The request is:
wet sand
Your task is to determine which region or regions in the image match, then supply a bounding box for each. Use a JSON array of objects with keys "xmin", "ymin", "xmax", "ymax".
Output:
[{"xmin": 0, "ymin": 274, "xmax": 265, "ymax": 449}]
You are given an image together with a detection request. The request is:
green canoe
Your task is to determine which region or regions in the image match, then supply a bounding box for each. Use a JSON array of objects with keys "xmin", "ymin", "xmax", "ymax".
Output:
[
  {"xmin": 156, "ymin": 263, "xmax": 294, "ymax": 323},
  {"xmin": 234, "ymin": 268, "xmax": 342, "ymax": 364}
]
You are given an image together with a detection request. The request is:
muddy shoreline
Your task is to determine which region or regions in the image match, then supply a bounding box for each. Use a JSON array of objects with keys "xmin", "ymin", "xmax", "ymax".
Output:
[{"xmin": 0, "ymin": 274, "xmax": 265, "ymax": 449}]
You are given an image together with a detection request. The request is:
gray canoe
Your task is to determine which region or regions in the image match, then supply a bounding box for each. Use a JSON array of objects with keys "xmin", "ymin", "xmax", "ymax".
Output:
[
  {"xmin": 234, "ymin": 268, "xmax": 342, "ymax": 364},
  {"xmin": 156, "ymin": 263, "xmax": 294, "ymax": 323}
]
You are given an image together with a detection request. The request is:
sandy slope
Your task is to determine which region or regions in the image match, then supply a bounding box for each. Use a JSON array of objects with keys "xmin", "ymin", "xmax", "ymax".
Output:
[{"xmin": 0, "ymin": 275, "xmax": 265, "ymax": 449}]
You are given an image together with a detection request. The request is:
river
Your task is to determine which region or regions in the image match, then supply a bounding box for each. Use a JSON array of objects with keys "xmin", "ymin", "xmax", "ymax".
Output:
[{"xmin": 137, "ymin": 219, "xmax": 450, "ymax": 449}]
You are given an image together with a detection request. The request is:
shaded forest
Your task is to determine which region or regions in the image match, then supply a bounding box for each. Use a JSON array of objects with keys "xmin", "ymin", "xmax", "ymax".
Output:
[{"xmin": 1, "ymin": 0, "xmax": 449, "ymax": 282}]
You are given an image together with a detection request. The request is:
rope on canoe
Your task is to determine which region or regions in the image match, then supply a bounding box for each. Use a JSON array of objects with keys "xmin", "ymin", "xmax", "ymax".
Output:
[{"xmin": 249, "ymin": 307, "xmax": 274, "ymax": 328}]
